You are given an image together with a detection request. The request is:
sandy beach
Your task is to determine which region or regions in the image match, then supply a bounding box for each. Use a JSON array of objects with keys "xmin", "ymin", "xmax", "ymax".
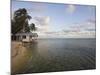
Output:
[{"xmin": 11, "ymin": 41, "xmax": 33, "ymax": 74}]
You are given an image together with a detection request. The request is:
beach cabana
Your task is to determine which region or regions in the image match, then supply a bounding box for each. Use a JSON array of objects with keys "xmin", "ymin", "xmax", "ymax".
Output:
[{"xmin": 12, "ymin": 32, "xmax": 38, "ymax": 42}]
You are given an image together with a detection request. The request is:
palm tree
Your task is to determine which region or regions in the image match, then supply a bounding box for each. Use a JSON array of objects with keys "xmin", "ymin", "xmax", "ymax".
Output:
[
  {"xmin": 30, "ymin": 23, "xmax": 38, "ymax": 38},
  {"xmin": 30, "ymin": 23, "xmax": 37, "ymax": 31},
  {"xmin": 12, "ymin": 8, "xmax": 32, "ymax": 34}
]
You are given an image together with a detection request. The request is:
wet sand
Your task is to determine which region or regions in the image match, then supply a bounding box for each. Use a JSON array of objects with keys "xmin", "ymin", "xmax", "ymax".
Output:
[{"xmin": 11, "ymin": 41, "xmax": 33, "ymax": 74}]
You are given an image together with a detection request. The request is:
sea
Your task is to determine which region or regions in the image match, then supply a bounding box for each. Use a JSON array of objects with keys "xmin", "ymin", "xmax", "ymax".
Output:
[{"xmin": 14, "ymin": 38, "xmax": 96, "ymax": 74}]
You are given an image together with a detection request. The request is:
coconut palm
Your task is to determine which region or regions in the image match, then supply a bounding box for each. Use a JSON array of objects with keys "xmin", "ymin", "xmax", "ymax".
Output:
[
  {"xmin": 12, "ymin": 8, "xmax": 32, "ymax": 34},
  {"xmin": 30, "ymin": 23, "xmax": 37, "ymax": 31}
]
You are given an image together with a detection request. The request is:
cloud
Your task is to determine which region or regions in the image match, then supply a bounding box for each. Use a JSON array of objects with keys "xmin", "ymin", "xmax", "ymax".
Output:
[
  {"xmin": 34, "ymin": 16, "xmax": 50, "ymax": 26},
  {"xmin": 33, "ymin": 16, "xmax": 50, "ymax": 32},
  {"xmin": 86, "ymin": 19, "xmax": 96, "ymax": 24},
  {"xmin": 32, "ymin": 16, "xmax": 95, "ymax": 38},
  {"xmin": 61, "ymin": 19, "xmax": 95, "ymax": 38},
  {"xmin": 67, "ymin": 5, "xmax": 76, "ymax": 14}
]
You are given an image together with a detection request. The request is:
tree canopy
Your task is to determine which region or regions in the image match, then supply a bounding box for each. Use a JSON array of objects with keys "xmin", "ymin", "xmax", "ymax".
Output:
[
  {"xmin": 11, "ymin": 8, "xmax": 36, "ymax": 34},
  {"xmin": 30, "ymin": 23, "xmax": 37, "ymax": 31}
]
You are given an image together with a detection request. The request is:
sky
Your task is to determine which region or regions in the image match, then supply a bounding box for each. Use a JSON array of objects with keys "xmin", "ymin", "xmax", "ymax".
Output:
[{"xmin": 11, "ymin": 0, "xmax": 96, "ymax": 38}]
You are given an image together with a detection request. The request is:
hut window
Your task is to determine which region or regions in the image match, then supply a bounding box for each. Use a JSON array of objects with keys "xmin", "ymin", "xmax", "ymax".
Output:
[{"xmin": 23, "ymin": 35, "xmax": 26, "ymax": 39}]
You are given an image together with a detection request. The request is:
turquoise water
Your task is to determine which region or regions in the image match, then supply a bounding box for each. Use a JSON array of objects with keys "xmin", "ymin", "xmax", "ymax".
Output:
[{"xmin": 15, "ymin": 38, "xmax": 96, "ymax": 74}]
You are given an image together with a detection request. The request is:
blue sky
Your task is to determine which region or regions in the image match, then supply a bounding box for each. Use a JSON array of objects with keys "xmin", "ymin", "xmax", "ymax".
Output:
[{"xmin": 12, "ymin": 0, "xmax": 96, "ymax": 38}]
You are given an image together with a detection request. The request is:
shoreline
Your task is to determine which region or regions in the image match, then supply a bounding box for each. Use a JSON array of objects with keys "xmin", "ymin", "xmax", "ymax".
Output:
[{"xmin": 11, "ymin": 41, "xmax": 30, "ymax": 74}]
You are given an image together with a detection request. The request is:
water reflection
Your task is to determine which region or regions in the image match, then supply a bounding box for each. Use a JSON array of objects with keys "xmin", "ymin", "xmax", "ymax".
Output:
[{"xmin": 12, "ymin": 39, "xmax": 96, "ymax": 74}]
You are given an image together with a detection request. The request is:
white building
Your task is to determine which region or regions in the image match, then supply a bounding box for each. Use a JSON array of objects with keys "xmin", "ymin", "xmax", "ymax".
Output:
[{"xmin": 12, "ymin": 32, "xmax": 38, "ymax": 42}]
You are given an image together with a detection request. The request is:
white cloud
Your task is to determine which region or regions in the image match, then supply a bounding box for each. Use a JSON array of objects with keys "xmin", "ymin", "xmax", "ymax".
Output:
[
  {"xmin": 34, "ymin": 16, "xmax": 50, "ymax": 26},
  {"xmin": 32, "ymin": 17, "xmax": 95, "ymax": 38},
  {"xmin": 33, "ymin": 16, "xmax": 51, "ymax": 33},
  {"xmin": 61, "ymin": 19, "xmax": 96, "ymax": 38},
  {"xmin": 67, "ymin": 5, "xmax": 76, "ymax": 14}
]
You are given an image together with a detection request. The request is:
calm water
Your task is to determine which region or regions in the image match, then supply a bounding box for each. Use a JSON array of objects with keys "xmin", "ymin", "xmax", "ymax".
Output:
[{"xmin": 15, "ymin": 38, "xmax": 96, "ymax": 74}]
